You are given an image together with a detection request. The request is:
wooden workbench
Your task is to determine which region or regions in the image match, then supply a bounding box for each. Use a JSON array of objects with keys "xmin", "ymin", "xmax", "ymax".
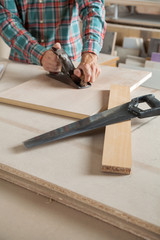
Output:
[{"xmin": 0, "ymin": 59, "xmax": 159, "ymax": 240}]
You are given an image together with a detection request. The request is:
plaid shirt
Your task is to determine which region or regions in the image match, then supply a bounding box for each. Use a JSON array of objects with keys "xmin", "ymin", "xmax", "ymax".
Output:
[{"xmin": 0, "ymin": 0, "xmax": 106, "ymax": 65}]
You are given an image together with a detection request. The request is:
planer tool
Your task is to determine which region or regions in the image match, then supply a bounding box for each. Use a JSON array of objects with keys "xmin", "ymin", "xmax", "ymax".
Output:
[{"xmin": 48, "ymin": 47, "xmax": 91, "ymax": 89}]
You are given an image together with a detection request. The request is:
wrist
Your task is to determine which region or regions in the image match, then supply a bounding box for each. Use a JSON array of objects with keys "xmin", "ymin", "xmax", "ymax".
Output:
[{"xmin": 81, "ymin": 52, "xmax": 98, "ymax": 64}]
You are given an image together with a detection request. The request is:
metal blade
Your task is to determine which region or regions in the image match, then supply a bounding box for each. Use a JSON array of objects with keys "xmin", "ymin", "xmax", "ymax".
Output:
[{"xmin": 24, "ymin": 102, "xmax": 136, "ymax": 148}]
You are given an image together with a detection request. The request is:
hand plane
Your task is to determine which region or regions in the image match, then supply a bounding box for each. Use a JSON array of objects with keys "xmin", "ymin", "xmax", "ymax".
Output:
[{"xmin": 48, "ymin": 47, "xmax": 91, "ymax": 89}]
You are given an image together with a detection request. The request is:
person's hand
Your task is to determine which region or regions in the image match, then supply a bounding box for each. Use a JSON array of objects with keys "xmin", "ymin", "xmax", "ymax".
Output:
[
  {"xmin": 74, "ymin": 52, "xmax": 101, "ymax": 83},
  {"xmin": 41, "ymin": 42, "xmax": 62, "ymax": 72}
]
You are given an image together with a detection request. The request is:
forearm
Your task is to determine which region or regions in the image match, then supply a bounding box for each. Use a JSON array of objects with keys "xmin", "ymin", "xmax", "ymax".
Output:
[
  {"xmin": 0, "ymin": 3, "xmax": 46, "ymax": 65},
  {"xmin": 77, "ymin": 0, "xmax": 106, "ymax": 56}
]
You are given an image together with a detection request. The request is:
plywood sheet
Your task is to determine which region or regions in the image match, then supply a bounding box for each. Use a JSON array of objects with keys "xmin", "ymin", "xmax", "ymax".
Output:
[
  {"xmin": 101, "ymin": 31, "xmax": 117, "ymax": 55},
  {"xmin": 107, "ymin": 23, "xmax": 160, "ymax": 46},
  {"xmin": 102, "ymin": 85, "xmax": 132, "ymax": 174},
  {"xmin": 119, "ymin": 64, "xmax": 160, "ymax": 90},
  {"xmin": 0, "ymin": 61, "xmax": 8, "ymax": 80},
  {"xmin": 0, "ymin": 86, "xmax": 160, "ymax": 240},
  {"xmin": 0, "ymin": 65, "xmax": 151, "ymax": 119},
  {"xmin": 106, "ymin": 0, "xmax": 160, "ymax": 7}
]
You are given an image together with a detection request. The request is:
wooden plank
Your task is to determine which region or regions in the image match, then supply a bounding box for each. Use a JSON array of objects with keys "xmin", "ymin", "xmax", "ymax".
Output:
[
  {"xmin": 105, "ymin": 0, "xmax": 160, "ymax": 7},
  {"xmin": 106, "ymin": 13, "xmax": 160, "ymax": 28},
  {"xmin": 101, "ymin": 31, "xmax": 117, "ymax": 55},
  {"xmin": 107, "ymin": 23, "xmax": 160, "ymax": 46},
  {"xmin": 136, "ymin": 5, "xmax": 160, "ymax": 15},
  {"xmin": 0, "ymin": 86, "xmax": 160, "ymax": 240},
  {"xmin": 0, "ymin": 61, "xmax": 8, "ymax": 80},
  {"xmin": 119, "ymin": 64, "xmax": 160, "ymax": 90},
  {"xmin": 115, "ymin": 46, "xmax": 140, "ymax": 63},
  {"xmin": 148, "ymin": 38, "xmax": 160, "ymax": 57},
  {"xmin": 145, "ymin": 60, "xmax": 160, "ymax": 69},
  {"xmin": 0, "ymin": 64, "xmax": 151, "ymax": 119},
  {"xmin": 98, "ymin": 53, "xmax": 119, "ymax": 66},
  {"xmin": 0, "ymin": 37, "xmax": 10, "ymax": 59},
  {"xmin": 102, "ymin": 85, "xmax": 131, "ymax": 174}
]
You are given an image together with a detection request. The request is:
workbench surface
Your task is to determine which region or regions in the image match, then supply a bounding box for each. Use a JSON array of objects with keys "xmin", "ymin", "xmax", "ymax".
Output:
[{"xmin": 0, "ymin": 59, "xmax": 159, "ymax": 240}]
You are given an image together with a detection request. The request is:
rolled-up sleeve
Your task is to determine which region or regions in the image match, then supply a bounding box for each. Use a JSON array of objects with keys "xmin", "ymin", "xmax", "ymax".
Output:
[
  {"xmin": 77, "ymin": 0, "xmax": 106, "ymax": 56},
  {"xmin": 0, "ymin": 1, "xmax": 46, "ymax": 64}
]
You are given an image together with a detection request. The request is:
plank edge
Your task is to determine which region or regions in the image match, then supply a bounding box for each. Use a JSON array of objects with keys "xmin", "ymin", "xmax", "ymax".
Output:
[{"xmin": 0, "ymin": 163, "xmax": 160, "ymax": 240}]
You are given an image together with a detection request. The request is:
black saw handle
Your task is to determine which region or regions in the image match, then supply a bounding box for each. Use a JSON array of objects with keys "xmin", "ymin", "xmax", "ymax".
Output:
[{"xmin": 128, "ymin": 94, "xmax": 160, "ymax": 118}]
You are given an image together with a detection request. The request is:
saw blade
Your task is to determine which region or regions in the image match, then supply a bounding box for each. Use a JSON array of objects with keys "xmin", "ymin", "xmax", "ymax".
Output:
[{"xmin": 23, "ymin": 102, "xmax": 136, "ymax": 148}]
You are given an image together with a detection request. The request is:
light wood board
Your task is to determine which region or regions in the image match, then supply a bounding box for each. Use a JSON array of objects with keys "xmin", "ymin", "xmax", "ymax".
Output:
[
  {"xmin": 0, "ymin": 65, "xmax": 151, "ymax": 119},
  {"xmin": 0, "ymin": 61, "xmax": 8, "ymax": 80},
  {"xmin": 0, "ymin": 87, "xmax": 160, "ymax": 240},
  {"xmin": 102, "ymin": 85, "xmax": 132, "ymax": 174},
  {"xmin": 119, "ymin": 64, "xmax": 160, "ymax": 90},
  {"xmin": 107, "ymin": 13, "xmax": 160, "ymax": 28},
  {"xmin": 101, "ymin": 31, "xmax": 117, "ymax": 55},
  {"xmin": 105, "ymin": 0, "xmax": 160, "ymax": 7},
  {"xmin": 107, "ymin": 23, "xmax": 160, "ymax": 46}
]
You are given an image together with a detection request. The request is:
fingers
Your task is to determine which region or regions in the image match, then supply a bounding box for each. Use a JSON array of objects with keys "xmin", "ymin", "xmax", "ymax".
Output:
[
  {"xmin": 74, "ymin": 62, "xmax": 101, "ymax": 83},
  {"xmin": 74, "ymin": 68, "xmax": 81, "ymax": 78},
  {"xmin": 41, "ymin": 42, "xmax": 62, "ymax": 72},
  {"xmin": 53, "ymin": 42, "xmax": 61, "ymax": 49},
  {"xmin": 74, "ymin": 52, "xmax": 100, "ymax": 83}
]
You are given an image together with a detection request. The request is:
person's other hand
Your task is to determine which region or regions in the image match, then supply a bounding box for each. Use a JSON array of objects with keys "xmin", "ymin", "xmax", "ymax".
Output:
[
  {"xmin": 41, "ymin": 42, "xmax": 62, "ymax": 72},
  {"xmin": 74, "ymin": 52, "xmax": 101, "ymax": 83}
]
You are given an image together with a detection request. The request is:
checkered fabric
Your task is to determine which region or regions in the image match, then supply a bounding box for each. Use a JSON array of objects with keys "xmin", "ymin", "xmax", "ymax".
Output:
[{"xmin": 0, "ymin": 0, "xmax": 106, "ymax": 65}]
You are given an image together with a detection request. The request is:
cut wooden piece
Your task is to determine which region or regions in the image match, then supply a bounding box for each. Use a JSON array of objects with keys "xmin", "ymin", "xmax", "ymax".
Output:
[
  {"xmin": 101, "ymin": 31, "xmax": 117, "ymax": 55},
  {"xmin": 106, "ymin": 0, "xmax": 160, "ymax": 7},
  {"xmin": 98, "ymin": 53, "xmax": 119, "ymax": 67},
  {"xmin": 106, "ymin": 13, "xmax": 160, "ymax": 28},
  {"xmin": 102, "ymin": 85, "xmax": 131, "ymax": 174},
  {"xmin": 0, "ymin": 61, "xmax": 7, "ymax": 80},
  {"xmin": 123, "ymin": 37, "xmax": 144, "ymax": 50},
  {"xmin": 0, "ymin": 85, "xmax": 160, "ymax": 240},
  {"xmin": 125, "ymin": 59, "xmax": 145, "ymax": 67},
  {"xmin": 115, "ymin": 46, "xmax": 140, "ymax": 63},
  {"xmin": 107, "ymin": 23, "xmax": 160, "ymax": 46},
  {"xmin": 148, "ymin": 38, "xmax": 160, "ymax": 57},
  {"xmin": 0, "ymin": 37, "xmax": 10, "ymax": 59},
  {"xmin": 0, "ymin": 65, "xmax": 151, "ymax": 119},
  {"xmin": 145, "ymin": 60, "xmax": 160, "ymax": 69},
  {"xmin": 119, "ymin": 63, "xmax": 160, "ymax": 90},
  {"xmin": 136, "ymin": 5, "xmax": 160, "ymax": 15}
]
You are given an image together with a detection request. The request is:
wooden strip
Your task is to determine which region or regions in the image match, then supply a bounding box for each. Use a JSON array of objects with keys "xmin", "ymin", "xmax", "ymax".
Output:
[
  {"xmin": 105, "ymin": 0, "xmax": 160, "ymax": 7},
  {"xmin": 0, "ymin": 65, "xmax": 151, "ymax": 119},
  {"xmin": 107, "ymin": 14, "xmax": 160, "ymax": 28},
  {"xmin": 101, "ymin": 31, "xmax": 117, "ymax": 55},
  {"xmin": 102, "ymin": 85, "xmax": 131, "ymax": 174},
  {"xmin": 107, "ymin": 23, "xmax": 160, "ymax": 46},
  {"xmin": 0, "ymin": 87, "xmax": 160, "ymax": 240},
  {"xmin": 0, "ymin": 61, "xmax": 7, "ymax": 80},
  {"xmin": 0, "ymin": 163, "xmax": 160, "ymax": 240}
]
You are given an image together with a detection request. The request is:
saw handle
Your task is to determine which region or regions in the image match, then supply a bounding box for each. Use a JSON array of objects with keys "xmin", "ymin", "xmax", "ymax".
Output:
[{"xmin": 128, "ymin": 94, "xmax": 160, "ymax": 118}]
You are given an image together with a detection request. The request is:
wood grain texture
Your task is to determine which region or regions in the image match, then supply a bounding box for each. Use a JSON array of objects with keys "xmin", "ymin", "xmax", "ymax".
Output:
[
  {"xmin": 107, "ymin": 13, "xmax": 160, "ymax": 28},
  {"xmin": 105, "ymin": 0, "xmax": 160, "ymax": 7},
  {"xmin": 101, "ymin": 31, "xmax": 117, "ymax": 55},
  {"xmin": 0, "ymin": 61, "xmax": 7, "ymax": 80},
  {"xmin": 102, "ymin": 85, "xmax": 131, "ymax": 174},
  {"xmin": 107, "ymin": 23, "xmax": 160, "ymax": 46},
  {"xmin": 0, "ymin": 86, "xmax": 160, "ymax": 240},
  {"xmin": 0, "ymin": 65, "xmax": 151, "ymax": 119}
]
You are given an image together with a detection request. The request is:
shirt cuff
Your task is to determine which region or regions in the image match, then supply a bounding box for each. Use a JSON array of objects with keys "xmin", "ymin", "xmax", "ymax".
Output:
[
  {"xmin": 29, "ymin": 43, "xmax": 47, "ymax": 65},
  {"xmin": 82, "ymin": 40, "xmax": 101, "ymax": 56}
]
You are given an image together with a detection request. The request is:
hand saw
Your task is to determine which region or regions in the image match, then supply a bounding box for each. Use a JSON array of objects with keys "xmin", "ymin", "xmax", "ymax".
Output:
[
  {"xmin": 48, "ymin": 47, "xmax": 91, "ymax": 89},
  {"xmin": 24, "ymin": 94, "xmax": 160, "ymax": 148}
]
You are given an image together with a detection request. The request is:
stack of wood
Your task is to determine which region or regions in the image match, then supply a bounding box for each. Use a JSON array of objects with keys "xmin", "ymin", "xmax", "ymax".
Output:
[{"xmin": 118, "ymin": 37, "xmax": 160, "ymax": 90}]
